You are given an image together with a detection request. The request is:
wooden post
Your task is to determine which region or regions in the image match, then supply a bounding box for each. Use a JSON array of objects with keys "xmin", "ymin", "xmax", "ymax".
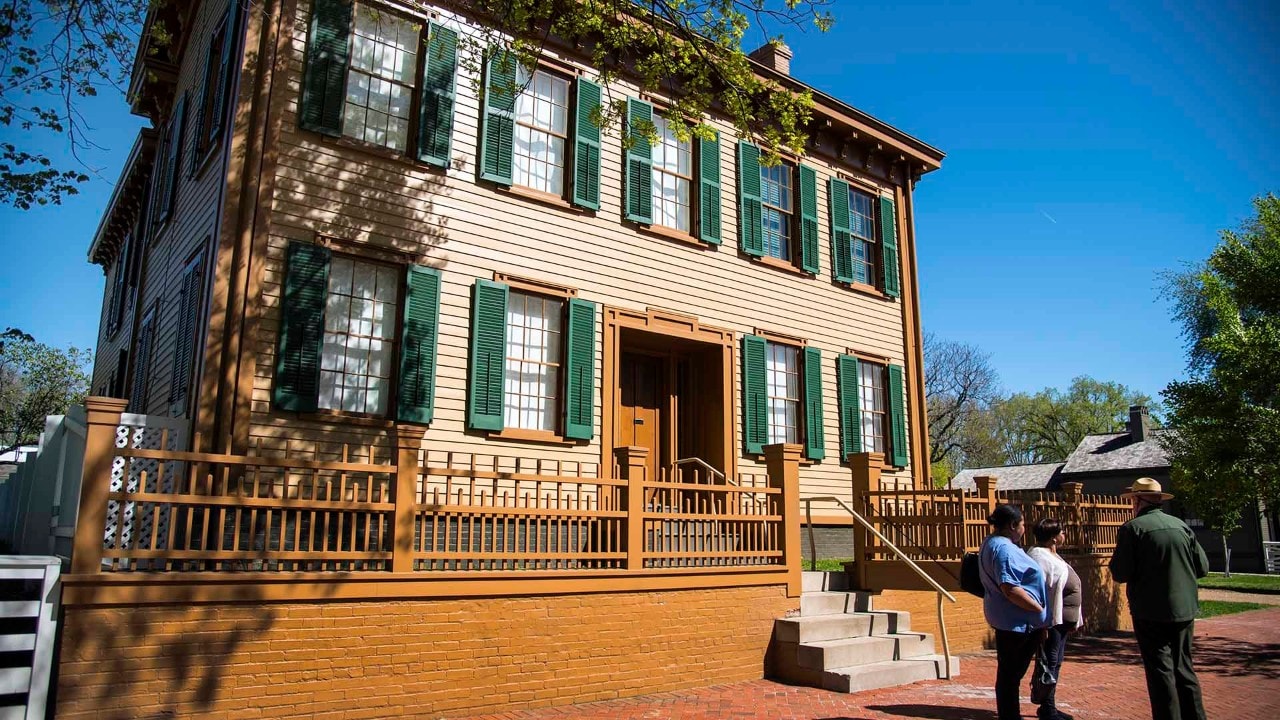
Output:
[
  {"xmin": 975, "ymin": 475, "xmax": 999, "ymax": 516},
  {"xmin": 765, "ymin": 443, "xmax": 803, "ymax": 597},
  {"xmin": 1062, "ymin": 481, "xmax": 1084, "ymax": 551},
  {"xmin": 848, "ymin": 452, "xmax": 883, "ymax": 591},
  {"xmin": 70, "ymin": 396, "xmax": 128, "ymax": 574},
  {"xmin": 615, "ymin": 446, "xmax": 648, "ymax": 571},
  {"xmin": 392, "ymin": 425, "xmax": 426, "ymax": 573}
]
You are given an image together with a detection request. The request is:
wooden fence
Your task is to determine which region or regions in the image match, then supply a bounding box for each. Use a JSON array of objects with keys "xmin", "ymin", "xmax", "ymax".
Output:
[
  {"xmin": 68, "ymin": 399, "xmax": 799, "ymax": 591},
  {"xmin": 855, "ymin": 471, "xmax": 1131, "ymax": 564}
]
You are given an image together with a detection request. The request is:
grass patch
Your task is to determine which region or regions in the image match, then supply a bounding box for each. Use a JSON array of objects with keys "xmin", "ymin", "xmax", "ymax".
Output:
[
  {"xmin": 1196, "ymin": 600, "xmax": 1268, "ymax": 618},
  {"xmin": 807, "ymin": 558, "xmax": 853, "ymax": 572},
  {"xmin": 1198, "ymin": 573, "xmax": 1280, "ymax": 594}
]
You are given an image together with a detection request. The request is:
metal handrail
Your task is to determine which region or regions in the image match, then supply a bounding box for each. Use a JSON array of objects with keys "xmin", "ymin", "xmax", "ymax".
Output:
[
  {"xmin": 803, "ymin": 495, "xmax": 955, "ymax": 680},
  {"xmin": 672, "ymin": 457, "xmax": 726, "ymax": 483}
]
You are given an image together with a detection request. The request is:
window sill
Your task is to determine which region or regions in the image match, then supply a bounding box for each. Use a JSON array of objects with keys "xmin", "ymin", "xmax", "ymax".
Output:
[
  {"xmin": 493, "ymin": 184, "xmax": 589, "ymax": 214},
  {"xmin": 840, "ymin": 281, "xmax": 892, "ymax": 301},
  {"xmin": 298, "ymin": 410, "xmax": 397, "ymax": 429},
  {"xmin": 638, "ymin": 223, "xmax": 710, "ymax": 249},
  {"xmin": 189, "ymin": 140, "xmax": 222, "ymax": 181},
  {"xmin": 488, "ymin": 427, "xmax": 583, "ymax": 446},
  {"xmin": 313, "ymin": 130, "xmax": 445, "ymax": 174},
  {"xmin": 747, "ymin": 453, "xmax": 818, "ymax": 467},
  {"xmin": 751, "ymin": 255, "xmax": 813, "ymax": 278}
]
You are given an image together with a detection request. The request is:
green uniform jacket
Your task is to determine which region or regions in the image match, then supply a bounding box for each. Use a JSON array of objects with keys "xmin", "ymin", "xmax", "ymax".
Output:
[{"xmin": 1109, "ymin": 506, "xmax": 1210, "ymax": 622}]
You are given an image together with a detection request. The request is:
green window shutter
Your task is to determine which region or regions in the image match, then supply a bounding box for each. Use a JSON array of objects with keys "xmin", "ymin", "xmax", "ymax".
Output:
[
  {"xmin": 571, "ymin": 78, "xmax": 602, "ymax": 210},
  {"xmin": 881, "ymin": 196, "xmax": 901, "ymax": 298},
  {"xmin": 741, "ymin": 334, "xmax": 768, "ymax": 455},
  {"xmin": 737, "ymin": 141, "xmax": 763, "ymax": 257},
  {"xmin": 624, "ymin": 98, "xmax": 654, "ymax": 224},
  {"xmin": 158, "ymin": 94, "xmax": 187, "ymax": 221},
  {"xmin": 188, "ymin": 47, "xmax": 211, "ymax": 177},
  {"xmin": 273, "ymin": 242, "xmax": 331, "ymax": 412},
  {"xmin": 209, "ymin": 0, "xmax": 239, "ymax": 143},
  {"xmin": 396, "ymin": 265, "xmax": 442, "ymax": 424},
  {"xmin": 169, "ymin": 255, "xmax": 205, "ymax": 410},
  {"xmin": 697, "ymin": 131, "xmax": 721, "ymax": 244},
  {"xmin": 837, "ymin": 354, "xmax": 861, "ymax": 461},
  {"xmin": 299, "ymin": 0, "xmax": 352, "ymax": 136},
  {"xmin": 888, "ymin": 363, "xmax": 909, "ymax": 467},
  {"xmin": 563, "ymin": 298, "xmax": 597, "ymax": 440},
  {"xmin": 803, "ymin": 346, "xmax": 825, "ymax": 460},
  {"xmin": 828, "ymin": 177, "xmax": 854, "ymax": 284},
  {"xmin": 798, "ymin": 165, "xmax": 820, "ymax": 273},
  {"xmin": 478, "ymin": 50, "xmax": 516, "ymax": 185},
  {"xmin": 467, "ymin": 279, "xmax": 509, "ymax": 431},
  {"xmin": 416, "ymin": 22, "xmax": 458, "ymax": 168}
]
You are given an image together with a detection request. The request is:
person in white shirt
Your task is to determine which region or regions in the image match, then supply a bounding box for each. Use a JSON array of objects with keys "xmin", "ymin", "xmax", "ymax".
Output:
[{"xmin": 1028, "ymin": 517, "xmax": 1084, "ymax": 720}]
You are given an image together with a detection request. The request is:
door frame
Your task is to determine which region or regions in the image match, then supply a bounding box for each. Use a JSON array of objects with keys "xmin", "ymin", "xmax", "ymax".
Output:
[{"xmin": 601, "ymin": 305, "xmax": 737, "ymax": 481}]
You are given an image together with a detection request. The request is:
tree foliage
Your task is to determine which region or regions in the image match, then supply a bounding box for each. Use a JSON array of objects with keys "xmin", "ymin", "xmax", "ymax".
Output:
[
  {"xmin": 1161, "ymin": 193, "xmax": 1280, "ymax": 545},
  {"xmin": 992, "ymin": 377, "xmax": 1157, "ymax": 464},
  {"xmin": 0, "ymin": 328, "xmax": 91, "ymax": 447},
  {"xmin": 0, "ymin": 0, "xmax": 153, "ymax": 208},
  {"xmin": 924, "ymin": 333, "xmax": 1000, "ymax": 477}
]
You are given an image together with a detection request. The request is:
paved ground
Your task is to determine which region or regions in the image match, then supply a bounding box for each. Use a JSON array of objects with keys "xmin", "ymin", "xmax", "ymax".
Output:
[{"xmin": 458, "ymin": 607, "xmax": 1280, "ymax": 720}]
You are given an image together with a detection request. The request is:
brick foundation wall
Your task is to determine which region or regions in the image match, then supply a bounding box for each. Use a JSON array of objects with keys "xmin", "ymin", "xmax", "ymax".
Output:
[
  {"xmin": 799, "ymin": 525, "xmax": 855, "ymax": 562},
  {"xmin": 877, "ymin": 554, "xmax": 1130, "ymax": 653},
  {"xmin": 56, "ymin": 585, "xmax": 796, "ymax": 719}
]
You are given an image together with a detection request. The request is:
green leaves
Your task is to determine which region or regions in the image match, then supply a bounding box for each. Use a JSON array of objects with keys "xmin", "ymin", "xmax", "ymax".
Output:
[
  {"xmin": 0, "ymin": 330, "xmax": 91, "ymax": 446},
  {"xmin": 1162, "ymin": 193, "xmax": 1280, "ymax": 534}
]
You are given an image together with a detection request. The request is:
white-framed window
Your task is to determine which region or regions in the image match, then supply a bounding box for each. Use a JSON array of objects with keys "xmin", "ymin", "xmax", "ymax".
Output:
[
  {"xmin": 760, "ymin": 161, "xmax": 794, "ymax": 261},
  {"xmin": 849, "ymin": 189, "xmax": 878, "ymax": 286},
  {"xmin": 766, "ymin": 342, "xmax": 801, "ymax": 445},
  {"xmin": 651, "ymin": 115, "xmax": 692, "ymax": 232},
  {"xmin": 319, "ymin": 255, "xmax": 400, "ymax": 415},
  {"xmin": 859, "ymin": 360, "xmax": 888, "ymax": 453},
  {"xmin": 343, "ymin": 5, "xmax": 420, "ymax": 152},
  {"xmin": 504, "ymin": 290, "xmax": 565, "ymax": 431},
  {"xmin": 513, "ymin": 66, "xmax": 570, "ymax": 195}
]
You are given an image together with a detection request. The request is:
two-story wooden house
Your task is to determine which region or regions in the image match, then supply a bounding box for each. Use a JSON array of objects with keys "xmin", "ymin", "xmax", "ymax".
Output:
[{"xmin": 71, "ymin": 1, "xmax": 950, "ymax": 717}]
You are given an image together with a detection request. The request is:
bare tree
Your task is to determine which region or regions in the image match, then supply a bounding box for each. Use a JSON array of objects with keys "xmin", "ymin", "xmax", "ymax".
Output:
[{"xmin": 924, "ymin": 333, "xmax": 1000, "ymax": 473}]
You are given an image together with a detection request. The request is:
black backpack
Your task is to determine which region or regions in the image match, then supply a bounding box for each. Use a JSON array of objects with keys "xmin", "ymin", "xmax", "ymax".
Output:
[{"xmin": 960, "ymin": 551, "xmax": 986, "ymax": 598}]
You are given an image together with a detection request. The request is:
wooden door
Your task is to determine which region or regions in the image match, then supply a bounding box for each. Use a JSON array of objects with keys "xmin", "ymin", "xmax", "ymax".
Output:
[{"xmin": 619, "ymin": 352, "xmax": 663, "ymax": 481}]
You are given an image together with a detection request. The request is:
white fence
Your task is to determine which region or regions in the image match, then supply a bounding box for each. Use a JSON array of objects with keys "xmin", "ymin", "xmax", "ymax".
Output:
[
  {"xmin": 0, "ymin": 556, "xmax": 61, "ymax": 720},
  {"xmin": 1266, "ymin": 542, "xmax": 1280, "ymax": 574},
  {"xmin": 0, "ymin": 408, "xmax": 185, "ymax": 562}
]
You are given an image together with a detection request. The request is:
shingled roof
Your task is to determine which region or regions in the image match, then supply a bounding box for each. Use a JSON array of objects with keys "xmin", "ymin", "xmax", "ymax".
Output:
[
  {"xmin": 1061, "ymin": 428, "xmax": 1173, "ymax": 474},
  {"xmin": 949, "ymin": 463, "xmax": 1066, "ymax": 492}
]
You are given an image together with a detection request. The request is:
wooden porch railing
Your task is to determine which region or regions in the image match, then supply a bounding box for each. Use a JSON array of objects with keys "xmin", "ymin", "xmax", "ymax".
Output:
[{"xmin": 68, "ymin": 399, "xmax": 800, "ymax": 593}]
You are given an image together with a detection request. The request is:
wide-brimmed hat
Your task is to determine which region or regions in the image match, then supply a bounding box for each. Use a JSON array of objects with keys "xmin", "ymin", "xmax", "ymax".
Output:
[{"xmin": 1121, "ymin": 477, "xmax": 1174, "ymax": 501}]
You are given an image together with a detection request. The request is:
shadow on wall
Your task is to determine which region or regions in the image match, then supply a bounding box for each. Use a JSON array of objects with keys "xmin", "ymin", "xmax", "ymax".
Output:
[{"xmin": 1065, "ymin": 554, "xmax": 1130, "ymax": 634}]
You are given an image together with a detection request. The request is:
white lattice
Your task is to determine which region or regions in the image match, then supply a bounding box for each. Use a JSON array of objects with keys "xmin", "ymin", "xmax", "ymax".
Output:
[{"xmin": 102, "ymin": 415, "xmax": 187, "ymax": 561}]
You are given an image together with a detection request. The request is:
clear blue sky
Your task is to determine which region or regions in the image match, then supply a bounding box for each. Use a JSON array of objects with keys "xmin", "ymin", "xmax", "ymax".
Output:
[{"xmin": 0, "ymin": 0, "xmax": 1275, "ymax": 403}]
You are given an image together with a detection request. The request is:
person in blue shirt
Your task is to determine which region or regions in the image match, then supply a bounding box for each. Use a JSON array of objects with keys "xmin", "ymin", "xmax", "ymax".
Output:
[{"xmin": 980, "ymin": 504, "xmax": 1049, "ymax": 720}]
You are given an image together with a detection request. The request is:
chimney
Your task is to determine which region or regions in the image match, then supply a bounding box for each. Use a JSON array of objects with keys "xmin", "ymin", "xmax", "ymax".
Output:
[
  {"xmin": 748, "ymin": 41, "xmax": 793, "ymax": 75},
  {"xmin": 1129, "ymin": 405, "xmax": 1151, "ymax": 443}
]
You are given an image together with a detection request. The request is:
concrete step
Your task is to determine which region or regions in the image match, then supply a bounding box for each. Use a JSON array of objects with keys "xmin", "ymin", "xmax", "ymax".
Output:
[
  {"xmin": 888, "ymin": 631, "xmax": 936, "ymax": 659},
  {"xmin": 800, "ymin": 591, "xmax": 854, "ymax": 616},
  {"xmin": 864, "ymin": 610, "xmax": 911, "ymax": 634},
  {"xmin": 798, "ymin": 635, "xmax": 898, "ymax": 670},
  {"xmin": 821, "ymin": 655, "xmax": 961, "ymax": 694},
  {"xmin": 801, "ymin": 570, "xmax": 852, "ymax": 593},
  {"xmin": 774, "ymin": 612, "xmax": 873, "ymax": 644}
]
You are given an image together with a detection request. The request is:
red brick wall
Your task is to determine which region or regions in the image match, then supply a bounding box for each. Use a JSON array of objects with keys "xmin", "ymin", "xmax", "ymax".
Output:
[{"xmin": 55, "ymin": 585, "xmax": 796, "ymax": 719}]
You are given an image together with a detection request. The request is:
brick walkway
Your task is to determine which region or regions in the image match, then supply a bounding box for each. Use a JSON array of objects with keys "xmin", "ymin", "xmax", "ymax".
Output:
[{"xmin": 458, "ymin": 608, "xmax": 1280, "ymax": 720}]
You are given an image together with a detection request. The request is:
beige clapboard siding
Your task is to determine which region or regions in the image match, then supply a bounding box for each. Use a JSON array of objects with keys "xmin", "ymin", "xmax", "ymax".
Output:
[
  {"xmin": 124, "ymin": 0, "xmax": 236, "ymax": 422},
  {"xmin": 247, "ymin": 0, "xmax": 915, "ymax": 496},
  {"xmin": 90, "ymin": 268, "xmax": 131, "ymax": 396}
]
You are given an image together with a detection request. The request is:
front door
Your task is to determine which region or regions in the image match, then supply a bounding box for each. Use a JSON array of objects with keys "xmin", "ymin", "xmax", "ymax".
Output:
[{"xmin": 618, "ymin": 352, "xmax": 664, "ymax": 481}]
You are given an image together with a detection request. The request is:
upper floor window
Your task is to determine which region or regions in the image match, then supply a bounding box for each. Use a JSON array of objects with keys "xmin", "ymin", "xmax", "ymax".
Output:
[
  {"xmin": 848, "ymin": 189, "xmax": 878, "ymax": 286},
  {"xmin": 765, "ymin": 341, "xmax": 801, "ymax": 444},
  {"xmin": 504, "ymin": 290, "xmax": 565, "ymax": 431},
  {"xmin": 651, "ymin": 115, "xmax": 692, "ymax": 233},
  {"xmin": 343, "ymin": 6, "xmax": 419, "ymax": 152},
  {"xmin": 760, "ymin": 160, "xmax": 794, "ymax": 261},
  {"xmin": 320, "ymin": 255, "xmax": 401, "ymax": 415},
  {"xmin": 513, "ymin": 66, "xmax": 571, "ymax": 196},
  {"xmin": 300, "ymin": 2, "xmax": 459, "ymax": 167}
]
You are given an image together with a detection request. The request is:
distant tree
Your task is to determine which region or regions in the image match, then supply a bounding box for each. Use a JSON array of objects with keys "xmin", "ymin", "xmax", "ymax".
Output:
[
  {"xmin": 1161, "ymin": 193, "xmax": 1280, "ymax": 576},
  {"xmin": 0, "ymin": 328, "xmax": 91, "ymax": 447},
  {"xmin": 924, "ymin": 333, "xmax": 1000, "ymax": 476},
  {"xmin": 993, "ymin": 377, "xmax": 1157, "ymax": 464},
  {"xmin": 0, "ymin": 1, "xmax": 153, "ymax": 209}
]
